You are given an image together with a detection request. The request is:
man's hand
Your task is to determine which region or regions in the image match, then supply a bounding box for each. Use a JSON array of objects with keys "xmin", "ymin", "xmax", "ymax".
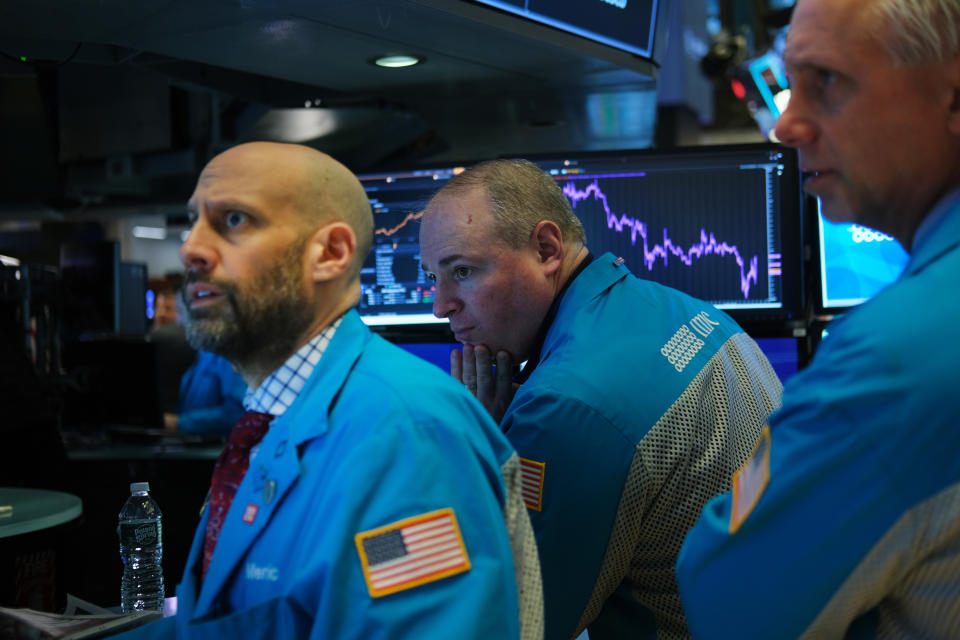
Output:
[{"xmin": 451, "ymin": 345, "xmax": 517, "ymax": 424}]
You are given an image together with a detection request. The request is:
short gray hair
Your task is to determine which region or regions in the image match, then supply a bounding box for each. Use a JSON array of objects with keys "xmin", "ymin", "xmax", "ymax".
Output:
[
  {"xmin": 430, "ymin": 158, "xmax": 586, "ymax": 249},
  {"xmin": 865, "ymin": 0, "xmax": 960, "ymax": 65}
]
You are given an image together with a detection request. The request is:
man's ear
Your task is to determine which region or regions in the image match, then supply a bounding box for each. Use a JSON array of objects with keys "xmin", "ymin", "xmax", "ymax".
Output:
[
  {"xmin": 306, "ymin": 221, "xmax": 357, "ymax": 283},
  {"xmin": 530, "ymin": 221, "xmax": 565, "ymax": 276}
]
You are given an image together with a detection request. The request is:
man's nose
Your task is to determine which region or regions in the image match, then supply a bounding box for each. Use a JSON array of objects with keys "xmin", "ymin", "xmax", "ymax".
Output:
[
  {"xmin": 432, "ymin": 282, "xmax": 461, "ymax": 319},
  {"xmin": 180, "ymin": 221, "xmax": 217, "ymax": 272},
  {"xmin": 180, "ymin": 218, "xmax": 217, "ymax": 271},
  {"xmin": 773, "ymin": 94, "xmax": 817, "ymax": 148}
]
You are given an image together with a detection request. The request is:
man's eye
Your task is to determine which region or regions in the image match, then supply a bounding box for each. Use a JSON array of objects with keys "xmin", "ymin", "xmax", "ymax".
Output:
[
  {"xmin": 424, "ymin": 272, "xmax": 437, "ymax": 283},
  {"xmin": 225, "ymin": 211, "xmax": 246, "ymax": 228},
  {"xmin": 815, "ymin": 68, "xmax": 835, "ymax": 90},
  {"xmin": 453, "ymin": 267, "xmax": 472, "ymax": 280}
]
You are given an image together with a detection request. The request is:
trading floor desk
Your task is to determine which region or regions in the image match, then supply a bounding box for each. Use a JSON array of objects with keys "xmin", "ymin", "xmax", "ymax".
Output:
[
  {"xmin": 0, "ymin": 488, "xmax": 82, "ymax": 540},
  {"xmin": 64, "ymin": 435, "xmax": 222, "ymax": 609},
  {"xmin": 0, "ymin": 487, "xmax": 84, "ymax": 611}
]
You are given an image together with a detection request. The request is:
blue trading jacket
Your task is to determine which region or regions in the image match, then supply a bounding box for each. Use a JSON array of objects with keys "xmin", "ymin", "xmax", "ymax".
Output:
[
  {"xmin": 114, "ymin": 310, "xmax": 543, "ymax": 639},
  {"xmin": 677, "ymin": 192, "xmax": 960, "ymax": 638},
  {"xmin": 503, "ymin": 253, "xmax": 780, "ymax": 639}
]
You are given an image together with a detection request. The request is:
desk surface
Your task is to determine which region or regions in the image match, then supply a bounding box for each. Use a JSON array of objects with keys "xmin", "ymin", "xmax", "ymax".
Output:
[
  {"xmin": 0, "ymin": 488, "xmax": 83, "ymax": 539},
  {"xmin": 67, "ymin": 444, "xmax": 223, "ymax": 462},
  {"xmin": 63, "ymin": 428, "xmax": 224, "ymax": 462}
]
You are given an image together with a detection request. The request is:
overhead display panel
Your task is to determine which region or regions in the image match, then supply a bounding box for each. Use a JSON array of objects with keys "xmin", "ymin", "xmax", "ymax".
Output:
[{"xmin": 472, "ymin": 0, "xmax": 659, "ymax": 60}]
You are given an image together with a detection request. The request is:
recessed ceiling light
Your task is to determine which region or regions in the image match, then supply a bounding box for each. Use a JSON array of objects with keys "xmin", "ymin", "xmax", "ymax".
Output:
[{"xmin": 372, "ymin": 55, "xmax": 424, "ymax": 69}]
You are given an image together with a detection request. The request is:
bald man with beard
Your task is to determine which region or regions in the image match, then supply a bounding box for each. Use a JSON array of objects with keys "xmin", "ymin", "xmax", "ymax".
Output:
[{"xmin": 115, "ymin": 142, "xmax": 542, "ymax": 640}]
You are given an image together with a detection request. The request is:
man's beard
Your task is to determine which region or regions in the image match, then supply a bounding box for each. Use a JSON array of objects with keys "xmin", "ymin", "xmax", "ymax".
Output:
[{"xmin": 181, "ymin": 243, "xmax": 316, "ymax": 368}]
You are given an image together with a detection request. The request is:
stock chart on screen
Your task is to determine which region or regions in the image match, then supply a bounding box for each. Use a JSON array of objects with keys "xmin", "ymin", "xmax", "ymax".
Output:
[
  {"xmin": 531, "ymin": 144, "xmax": 803, "ymax": 324},
  {"xmin": 356, "ymin": 144, "xmax": 803, "ymax": 330},
  {"xmin": 357, "ymin": 167, "xmax": 464, "ymax": 326}
]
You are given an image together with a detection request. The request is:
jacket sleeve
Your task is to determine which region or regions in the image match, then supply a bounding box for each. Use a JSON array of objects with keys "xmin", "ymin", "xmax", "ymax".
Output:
[
  {"xmin": 296, "ymin": 416, "xmax": 529, "ymax": 639},
  {"xmin": 503, "ymin": 390, "xmax": 637, "ymax": 639},
  {"xmin": 676, "ymin": 318, "xmax": 960, "ymax": 639}
]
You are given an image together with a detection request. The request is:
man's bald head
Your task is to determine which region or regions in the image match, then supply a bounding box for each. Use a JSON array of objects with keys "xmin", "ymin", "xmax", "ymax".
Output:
[{"xmin": 204, "ymin": 142, "xmax": 374, "ymax": 281}]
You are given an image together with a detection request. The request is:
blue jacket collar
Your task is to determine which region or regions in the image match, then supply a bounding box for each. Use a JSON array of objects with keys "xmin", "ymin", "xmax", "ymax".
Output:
[
  {"xmin": 905, "ymin": 188, "xmax": 960, "ymax": 277},
  {"xmin": 539, "ymin": 252, "xmax": 629, "ymax": 364},
  {"xmin": 273, "ymin": 309, "xmax": 370, "ymax": 447},
  {"xmin": 192, "ymin": 309, "xmax": 370, "ymax": 617}
]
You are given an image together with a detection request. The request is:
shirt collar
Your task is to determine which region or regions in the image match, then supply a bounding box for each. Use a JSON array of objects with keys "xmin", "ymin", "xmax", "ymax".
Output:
[{"xmin": 244, "ymin": 316, "xmax": 343, "ymax": 415}]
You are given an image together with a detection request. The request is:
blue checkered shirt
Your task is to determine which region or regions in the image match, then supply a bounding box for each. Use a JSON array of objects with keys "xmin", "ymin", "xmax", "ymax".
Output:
[{"xmin": 244, "ymin": 317, "xmax": 342, "ymax": 416}]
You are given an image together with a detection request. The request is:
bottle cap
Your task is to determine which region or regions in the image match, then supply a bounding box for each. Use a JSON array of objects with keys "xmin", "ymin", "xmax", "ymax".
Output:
[{"xmin": 130, "ymin": 482, "xmax": 150, "ymax": 493}]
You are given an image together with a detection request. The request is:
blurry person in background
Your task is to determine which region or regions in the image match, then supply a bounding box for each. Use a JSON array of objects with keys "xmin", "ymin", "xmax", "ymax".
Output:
[
  {"xmin": 163, "ymin": 351, "xmax": 246, "ymax": 438},
  {"xmin": 148, "ymin": 285, "xmax": 196, "ymax": 419},
  {"xmin": 152, "ymin": 288, "xmax": 179, "ymax": 328}
]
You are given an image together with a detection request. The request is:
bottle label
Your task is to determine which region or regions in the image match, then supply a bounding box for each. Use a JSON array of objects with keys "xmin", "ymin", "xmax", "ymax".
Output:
[{"xmin": 120, "ymin": 522, "xmax": 159, "ymax": 547}]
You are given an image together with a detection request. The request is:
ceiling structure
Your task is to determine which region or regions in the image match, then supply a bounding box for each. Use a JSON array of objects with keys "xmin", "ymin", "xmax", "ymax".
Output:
[{"xmin": 0, "ymin": 0, "xmax": 676, "ymax": 220}]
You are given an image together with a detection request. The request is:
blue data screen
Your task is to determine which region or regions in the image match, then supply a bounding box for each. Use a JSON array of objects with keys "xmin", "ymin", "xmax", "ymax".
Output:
[{"xmin": 818, "ymin": 204, "xmax": 909, "ymax": 310}]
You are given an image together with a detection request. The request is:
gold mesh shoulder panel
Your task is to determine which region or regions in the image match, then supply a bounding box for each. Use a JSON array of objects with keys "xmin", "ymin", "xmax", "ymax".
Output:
[
  {"xmin": 576, "ymin": 332, "xmax": 782, "ymax": 639},
  {"xmin": 800, "ymin": 481, "xmax": 960, "ymax": 639},
  {"xmin": 502, "ymin": 451, "xmax": 546, "ymax": 640}
]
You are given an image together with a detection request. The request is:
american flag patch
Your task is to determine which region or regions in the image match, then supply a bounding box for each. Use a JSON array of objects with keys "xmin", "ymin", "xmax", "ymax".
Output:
[
  {"xmin": 519, "ymin": 457, "xmax": 545, "ymax": 511},
  {"xmin": 355, "ymin": 508, "xmax": 470, "ymax": 598}
]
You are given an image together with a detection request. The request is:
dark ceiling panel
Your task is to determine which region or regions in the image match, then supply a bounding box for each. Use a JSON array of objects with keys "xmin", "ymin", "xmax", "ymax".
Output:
[{"xmin": 0, "ymin": 0, "xmax": 664, "ymax": 214}]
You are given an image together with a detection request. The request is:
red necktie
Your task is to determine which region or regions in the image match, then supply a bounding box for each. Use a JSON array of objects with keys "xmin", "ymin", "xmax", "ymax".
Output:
[{"xmin": 202, "ymin": 410, "xmax": 273, "ymax": 578}]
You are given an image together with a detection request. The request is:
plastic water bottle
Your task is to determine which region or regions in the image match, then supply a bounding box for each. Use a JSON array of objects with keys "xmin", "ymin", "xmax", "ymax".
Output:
[{"xmin": 118, "ymin": 481, "xmax": 165, "ymax": 613}]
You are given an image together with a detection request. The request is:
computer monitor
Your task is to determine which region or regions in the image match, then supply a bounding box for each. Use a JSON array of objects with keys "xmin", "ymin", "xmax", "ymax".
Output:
[
  {"xmin": 528, "ymin": 143, "xmax": 804, "ymax": 329},
  {"xmin": 471, "ymin": 0, "xmax": 662, "ymax": 61},
  {"xmin": 117, "ymin": 261, "xmax": 148, "ymax": 336},
  {"xmin": 753, "ymin": 336, "xmax": 802, "ymax": 384},
  {"xmin": 357, "ymin": 144, "xmax": 803, "ymax": 335},
  {"xmin": 60, "ymin": 241, "xmax": 117, "ymax": 339},
  {"xmin": 814, "ymin": 198, "xmax": 909, "ymax": 313},
  {"xmin": 59, "ymin": 241, "xmax": 148, "ymax": 339},
  {"xmin": 395, "ymin": 342, "xmax": 456, "ymax": 373},
  {"xmin": 356, "ymin": 165, "xmax": 468, "ymax": 332}
]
